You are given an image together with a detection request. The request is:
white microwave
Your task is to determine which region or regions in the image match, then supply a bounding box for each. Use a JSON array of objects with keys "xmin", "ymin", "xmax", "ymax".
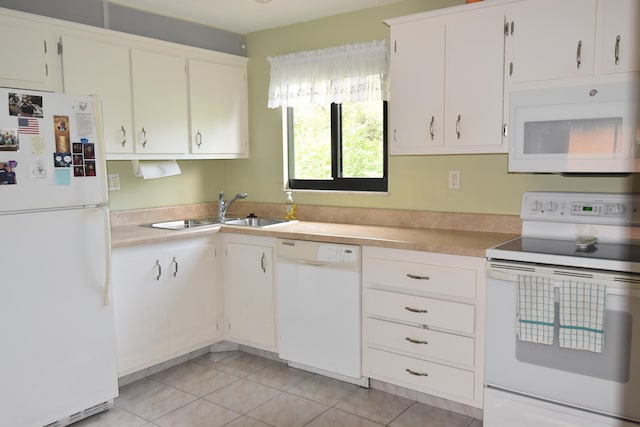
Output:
[{"xmin": 508, "ymin": 79, "xmax": 640, "ymax": 173}]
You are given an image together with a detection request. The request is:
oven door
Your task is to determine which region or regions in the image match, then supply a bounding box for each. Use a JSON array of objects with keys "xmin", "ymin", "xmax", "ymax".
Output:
[{"xmin": 485, "ymin": 261, "xmax": 640, "ymax": 423}]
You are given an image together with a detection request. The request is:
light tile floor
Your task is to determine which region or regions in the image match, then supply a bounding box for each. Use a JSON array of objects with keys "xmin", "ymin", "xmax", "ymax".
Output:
[{"xmin": 75, "ymin": 351, "xmax": 482, "ymax": 427}]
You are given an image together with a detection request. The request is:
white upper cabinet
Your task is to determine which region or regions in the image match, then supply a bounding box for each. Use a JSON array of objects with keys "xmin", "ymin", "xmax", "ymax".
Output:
[
  {"xmin": 444, "ymin": 7, "xmax": 506, "ymax": 151},
  {"xmin": 0, "ymin": 13, "xmax": 60, "ymax": 91},
  {"xmin": 131, "ymin": 49, "xmax": 190, "ymax": 155},
  {"xmin": 388, "ymin": 2, "xmax": 508, "ymax": 155},
  {"xmin": 0, "ymin": 8, "xmax": 250, "ymax": 160},
  {"xmin": 188, "ymin": 58, "xmax": 249, "ymax": 157},
  {"xmin": 508, "ymin": 0, "xmax": 597, "ymax": 83},
  {"xmin": 62, "ymin": 37, "xmax": 191, "ymax": 157},
  {"xmin": 61, "ymin": 32, "xmax": 249, "ymax": 159},
  {"xmin": 389, "ymin": 18, "xmax": 445, "ymax": 152},
  {"xmin": 61, "ymin": 36, "xmax": 134, "ymax": 155},
  {"xmin": 598, "ymin": 0, "xmax": 640, "ymax": 75},
  {"xmin": 507, "ymin": 0, "xmax": 638, "ymax": 82}
]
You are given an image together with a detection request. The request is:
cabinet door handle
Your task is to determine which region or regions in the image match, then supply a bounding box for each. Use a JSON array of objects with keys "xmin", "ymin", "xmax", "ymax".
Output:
[
  {"xmin": 121, "ymin": 125, "xmax": 126, "ymax": 147},
  {"xmin": 405, "ymin": 337, "xmax": 429, "ymax": 345},
  {"xmin": 406, "ymin": 368, "xmax": 429, "ymax": 377},
  {"xmin": 155, "ymin": 259, "xmax": 162, "ymax": 281},
  {"xmin": 406, "ymin": 273, "xmax": 429, "ymax": 280},
  {"xmin": 455, "ymin": 114, "xmax": 461, "ymax": 139},
  {"xmin": 393, "ymin": 128, "xmax": 397, "ymax": 142},
  {"xmin": 615, "ymin": 35, "xmax": 621, "ymax": 65},
  {"xmin": 141, "ymin": 127, "xmax": 148, "ymax": 147},
  {"xmin": 576, "ymin": 40, "xmax": 583, "ymax": 69},
  {"xmin": 405, "ymin": 306, "xmax": 428, "ymax": 314},
  {"xmin": 172, "ymin": 256, "xmax": 178, "ymax": 277},
  {"xmin": 196, "ymin": 130, "xmax": 203, "ymax": 148},
  {"xmin": 503, "ymin": 21, "xmax": 515, "ymax": 36},
  {"xmin": 429, "ymin": 116, "xmax": 435, "ymax": 140},
  {"xmin": 261, "ymin": 253, "xmax": 266, "ymax": 273}
]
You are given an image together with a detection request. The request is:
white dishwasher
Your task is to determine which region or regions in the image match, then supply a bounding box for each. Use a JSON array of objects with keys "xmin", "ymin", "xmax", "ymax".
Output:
[{"xmin": 276, "ymin": 239, "xmax": 367, "ymax": 386}]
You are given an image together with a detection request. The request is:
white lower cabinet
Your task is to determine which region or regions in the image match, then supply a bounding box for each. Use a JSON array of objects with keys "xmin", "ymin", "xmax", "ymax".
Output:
[
  {"xmin": 362, "ymin": 246, "xmax": 485, "ymax": 408},
  {"xmin": 367, "ymin": 348, "xmax": 476, "ymax": 401},
  {"xmin": 222, "ymin": 234, "xmax": 277, "ymax": 352},
  {"xmin": 111, "ymin": 236, "xmax": 220, "ymax": 376}
]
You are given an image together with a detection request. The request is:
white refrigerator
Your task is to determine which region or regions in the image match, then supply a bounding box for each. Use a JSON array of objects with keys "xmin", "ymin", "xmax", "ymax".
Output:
[{"xmin": 0, "ymin": 88, "xmax": 118, "ymax": 426}]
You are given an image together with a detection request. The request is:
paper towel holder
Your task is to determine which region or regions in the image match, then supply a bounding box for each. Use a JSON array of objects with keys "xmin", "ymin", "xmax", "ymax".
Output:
[{"xmin": 131, "ymin": 160, "xmax": 182, "ymax": 179}]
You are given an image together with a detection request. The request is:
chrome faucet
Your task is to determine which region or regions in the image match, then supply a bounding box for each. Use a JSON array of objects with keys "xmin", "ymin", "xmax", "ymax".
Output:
[{"xmin": 218, "ymin": 191, "xmax": 247, "ymax": 221}]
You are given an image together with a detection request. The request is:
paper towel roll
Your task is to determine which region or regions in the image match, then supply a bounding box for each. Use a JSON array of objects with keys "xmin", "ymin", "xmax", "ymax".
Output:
[{"xmin": 131, "ymin": 160, "xmax": 181, "ymax": 179}]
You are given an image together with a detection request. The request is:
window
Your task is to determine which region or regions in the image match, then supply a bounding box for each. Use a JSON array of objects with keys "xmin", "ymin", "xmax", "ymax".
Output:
[
  {"xmin": 286, "ymin": 101, "xmax": 387, "ymax": 191},
  {"xmin": 267, "ymin": 40, "xmax": 389, "ymax": 192}
]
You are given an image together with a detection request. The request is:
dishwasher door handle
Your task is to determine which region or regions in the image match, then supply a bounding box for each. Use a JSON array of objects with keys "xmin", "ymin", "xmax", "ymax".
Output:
[{"xmin": 288, "ymin": 259, "xmax": 331, "ymax": 267}]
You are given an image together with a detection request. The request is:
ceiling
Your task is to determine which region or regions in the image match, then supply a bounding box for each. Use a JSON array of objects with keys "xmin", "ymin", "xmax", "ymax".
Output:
[{"xmin": 108, "ymin": 0, "xmax": 404, "ymax": 34}]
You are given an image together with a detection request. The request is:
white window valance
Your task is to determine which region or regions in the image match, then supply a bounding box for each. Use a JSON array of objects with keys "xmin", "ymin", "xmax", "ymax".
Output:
[{"xmin": 267, "ymin": 40, "xmax": 389, "ymax": 108}]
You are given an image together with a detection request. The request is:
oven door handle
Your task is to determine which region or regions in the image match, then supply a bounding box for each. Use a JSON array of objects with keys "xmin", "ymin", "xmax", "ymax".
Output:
[
  {"xmin": 487, "ymin": 264, "xmax": 640, "ymax": 297},
  {"xmin": 487, "ymin": 266, "xmax": 532, "ymax": 282}
]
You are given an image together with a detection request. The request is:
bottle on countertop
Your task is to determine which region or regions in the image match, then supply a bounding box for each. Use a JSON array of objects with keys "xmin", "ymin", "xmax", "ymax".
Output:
[{"xmin": 285, "ymin": 191, "xmax": 296, "ymax": 220}]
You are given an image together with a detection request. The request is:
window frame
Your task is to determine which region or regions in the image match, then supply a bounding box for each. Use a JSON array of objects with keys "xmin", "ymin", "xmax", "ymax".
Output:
[{"xmin": 286, "ymin": 101, "xmax": 388, "ymax": 192}]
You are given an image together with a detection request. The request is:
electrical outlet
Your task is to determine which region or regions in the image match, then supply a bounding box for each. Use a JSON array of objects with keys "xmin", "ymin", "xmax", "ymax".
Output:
[
  {"xmin": 448, "ymin": 170, "xmax": 460, "ymax": 190},
  {"xmin": 108, "ymin": 174, "xmax": 120, "ymax": 191}
]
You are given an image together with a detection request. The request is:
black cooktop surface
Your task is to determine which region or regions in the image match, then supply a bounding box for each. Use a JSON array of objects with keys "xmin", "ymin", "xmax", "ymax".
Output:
[{"xmin": 492, "ymin": 237, "xmax": 640, "ymax": 264}]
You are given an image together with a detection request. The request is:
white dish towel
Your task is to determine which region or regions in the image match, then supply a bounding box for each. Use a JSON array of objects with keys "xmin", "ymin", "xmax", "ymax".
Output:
[
  {"xmin": 559, "ymin": 281, "xmax": 606, "ymax": 353},
  {"xmin": 517, "ymin": 275, "xmax": 555, "ymax": 345}
]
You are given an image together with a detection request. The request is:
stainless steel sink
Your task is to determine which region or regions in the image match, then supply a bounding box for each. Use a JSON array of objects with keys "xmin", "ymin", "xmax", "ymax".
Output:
[
  {"xmin": 141, "ymin": 216, "xmax": 292, "ymax": 230},
  {"xmin": 222, "ymin": 217, "xmax": 291, "ymax": 227},
  {"xmin": 141, "ymin": 217, "xmax": 223, "ymax": 230}
]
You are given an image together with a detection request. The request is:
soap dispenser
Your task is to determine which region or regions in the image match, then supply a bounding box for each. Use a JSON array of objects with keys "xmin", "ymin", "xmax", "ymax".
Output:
[{"xmin": 285, "ymin": 191, "xmax": 296, "ymax": 220}]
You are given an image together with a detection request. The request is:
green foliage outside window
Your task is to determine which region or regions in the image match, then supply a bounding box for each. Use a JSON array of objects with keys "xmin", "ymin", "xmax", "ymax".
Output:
[
  {"xmin": 342, "ymin": 101, "xmax": 384, "ymax": 178},
  {"xmin": 291, "ymin": 101, "xmax": 384, "ymax": 180}
]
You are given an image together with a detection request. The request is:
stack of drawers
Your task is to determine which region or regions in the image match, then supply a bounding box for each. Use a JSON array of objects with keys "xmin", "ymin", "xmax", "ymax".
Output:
[{"xmin": 362, "ymin": 246, "xmax": 485, "ymax": 408}]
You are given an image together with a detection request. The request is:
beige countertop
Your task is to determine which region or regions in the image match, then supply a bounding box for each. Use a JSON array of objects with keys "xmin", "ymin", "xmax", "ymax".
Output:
[{"xmin": 111, "ymin": 220, "xmax": 517, "ymax": 258}]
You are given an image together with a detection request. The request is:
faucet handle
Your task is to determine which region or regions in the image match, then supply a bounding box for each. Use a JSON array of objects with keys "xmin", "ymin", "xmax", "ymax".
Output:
[{"xmin": 219, "ymin": 191, "xmax": 224, "ymax": 201}]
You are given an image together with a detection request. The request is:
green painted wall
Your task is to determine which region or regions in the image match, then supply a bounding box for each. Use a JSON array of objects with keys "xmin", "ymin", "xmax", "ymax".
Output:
[
  {"xmin": 106, "ymin": 160, "xmax": 227, "ymax": 210},
  {"xmin": 107, "ymin": 0, "xmax": 639, "ymax": 214}
]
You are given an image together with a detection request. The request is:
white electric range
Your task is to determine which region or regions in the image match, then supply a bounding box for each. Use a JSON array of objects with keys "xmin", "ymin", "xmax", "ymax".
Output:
[{"xmin": 485, "ymin": 192, "xmax": 640, "ymax": 426}]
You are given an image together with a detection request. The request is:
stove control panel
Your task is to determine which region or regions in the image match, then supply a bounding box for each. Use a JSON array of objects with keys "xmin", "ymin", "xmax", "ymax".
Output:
[{"xmin": 522, "ymin": 192, "xmax": 640, "ymax": 225}]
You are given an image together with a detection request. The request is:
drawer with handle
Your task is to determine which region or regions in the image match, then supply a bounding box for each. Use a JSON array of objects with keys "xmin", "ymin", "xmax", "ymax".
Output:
[
  {"xmin": 365, "ymin": 258, "xmax": 476, "ymax": 299},
  {"xmin": 365, "ymin": 317, "xmax": 475, "ymax": 366},
  {"xmin": 366, "ymin": 347, "xmax": 475, "ymax": 401},
  {"xmin": 366, "ymin": 288, "xmax": 475, "ymax": 334}
]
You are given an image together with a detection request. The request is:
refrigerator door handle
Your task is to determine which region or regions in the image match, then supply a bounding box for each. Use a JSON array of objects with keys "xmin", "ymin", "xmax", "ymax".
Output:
[{"xmin": 103, "ymin": 207, "xmax": 112, "ymax": 306}]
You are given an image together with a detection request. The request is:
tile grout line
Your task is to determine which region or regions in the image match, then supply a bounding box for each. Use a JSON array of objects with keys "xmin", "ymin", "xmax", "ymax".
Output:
[
  {"xmin": 301, "ymin": 404, "xmax": 333, "ymax": 426},
  {"xmin": 146, "ymin": 377, "xmax": 205, "ymax": 422},
  {"xmin": 385, "ymin": 401, "xmax": 416, "ymax": 426}
]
